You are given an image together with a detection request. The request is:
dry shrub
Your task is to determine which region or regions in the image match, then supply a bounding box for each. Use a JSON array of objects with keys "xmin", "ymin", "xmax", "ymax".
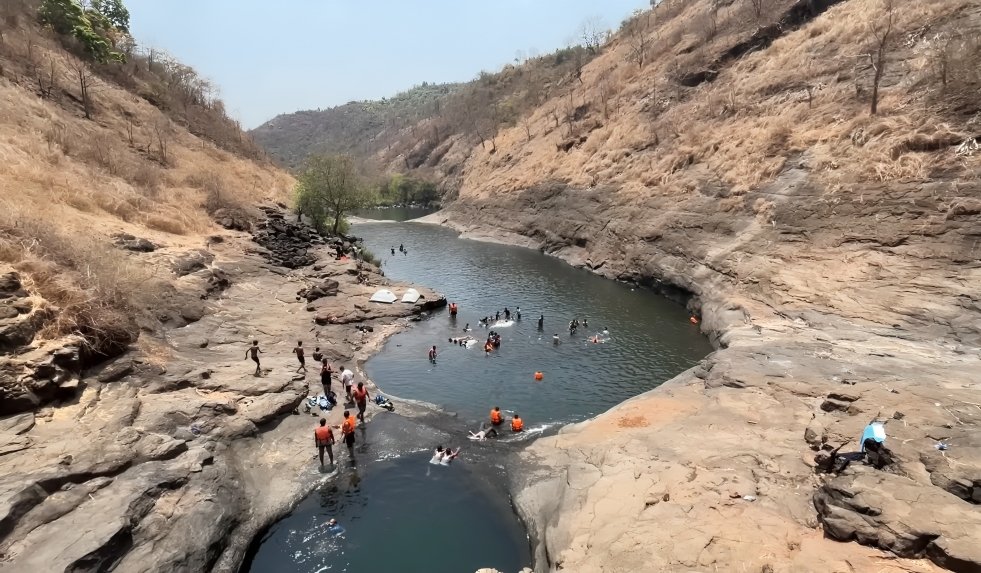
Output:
[
  {"xmin": 144, "ymin": 213, "xmax": 187, "ymax": 235},
  {"xmin": 0, "ymin": 206, "xmax": 146, "ymax": 359},
  {"xmin": 126, "ymin": 162, "xmax": 164, "ymax": 198}
]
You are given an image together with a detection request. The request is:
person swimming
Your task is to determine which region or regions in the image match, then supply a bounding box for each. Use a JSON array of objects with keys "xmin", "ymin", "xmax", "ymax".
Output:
[
  {"xmin": 469, "ymin": 422, "xmax": 499, "ymax": 441},
  {"xmin": 552, "ymin": 333, "xmax": 560, "ymax": 345}
]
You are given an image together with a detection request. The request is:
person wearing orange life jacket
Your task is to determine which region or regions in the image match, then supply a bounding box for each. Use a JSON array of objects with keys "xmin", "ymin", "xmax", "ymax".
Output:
[
  {"xmin": 511, "ymin": 414, "xmax": 524, "ymax": 433},
  {"xmin": 490, "ymin": 407, "xmax": 503, "ymax": 426},
  {"xmin": 353, "ymin": 382, "xmax": 370, "ymax": 423},
  {"xmin": 340, "ymin": 410, "xmax": 357, "ymax": 454},
  {"xmin": 314, "ymin": 418, "xmax": 335, "ymax": 467}
]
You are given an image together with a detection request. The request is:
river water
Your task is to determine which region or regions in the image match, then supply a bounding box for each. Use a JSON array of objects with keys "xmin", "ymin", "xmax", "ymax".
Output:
[{"xmin": 244, "ymin": 210, "xmax": 713, "ymax": 573}]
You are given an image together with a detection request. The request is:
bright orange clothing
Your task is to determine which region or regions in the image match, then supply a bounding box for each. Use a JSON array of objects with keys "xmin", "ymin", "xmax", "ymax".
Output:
[
  {"xmin": 354, "ymin": 387, "xmax": 368, "ymax": 403},
  {"xmin": 341, "ymin": 416, "xmax": 356, "ymax": 435},
  {"xmin": 490, "ymin": 409, "xmax": 503, "ymax": 424},
  {"xmin": 315, "ymin": 426, "xmax": 334, "ymax": 445},
  {"xmin": 511, "ymin": 418, "xmax": 524, "ymax": 432}
]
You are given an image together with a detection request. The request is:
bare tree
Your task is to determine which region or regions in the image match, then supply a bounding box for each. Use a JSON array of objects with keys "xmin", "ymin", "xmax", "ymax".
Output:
[
  {"xmin": 67, "ymin": 57, "xmax": 97, "ymax": 119},
  {"xmin": 626, "ymin": 12, "xmax": 652, "ymax": 69},
  {"xmin": 578, "ymin": 16, "xmax": 608, "ymax": 55},
  {"xmin": 747, "ymin": 0, "xmax": 766, "ymax": 24},
  {"xmin": 153, "ymin": 120, "xmax": 173, "ymax": 165},
  {"xmin": 866, "ymin": 0, "xmax": 895, "ymax": 115}
]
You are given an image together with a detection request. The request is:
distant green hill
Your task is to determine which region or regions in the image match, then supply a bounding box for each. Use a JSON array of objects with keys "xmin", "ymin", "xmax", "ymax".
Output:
[{"xmin": 251, "ymin": 82, "xmax": 462, "ymax": 170}]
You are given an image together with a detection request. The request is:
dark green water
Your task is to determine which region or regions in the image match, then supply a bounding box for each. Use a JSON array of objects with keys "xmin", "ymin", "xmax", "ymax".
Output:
[
  {"xmin": 360, "ymin": 218, "xmax": 713, "ymax": 428},
  {"xmin": 352, "ymin": 206, "xmax": 436, "ymax": 222},
  {"xmin": 246, "ymin": 211, "xmax": 713, "ymax": 573},
  {"xmin": 245, "ymin": 414, "xmax": 528, "ymax": 573}
]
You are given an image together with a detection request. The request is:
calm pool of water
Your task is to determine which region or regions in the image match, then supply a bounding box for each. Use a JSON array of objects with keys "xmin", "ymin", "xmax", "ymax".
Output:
[
  {"xmin": 360, "ymin": 219, "xmax": 713, "ymax": 429},
  {"xmin": 245, "ymin": 213, "xmax": 713, "ymax": 573}
]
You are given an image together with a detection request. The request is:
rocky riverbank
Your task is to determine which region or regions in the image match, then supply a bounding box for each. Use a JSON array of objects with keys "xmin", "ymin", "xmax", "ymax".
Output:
[
  {"xmin": 0, "ymin": 207, "xmax": 444, "ymax": 572},
  {"xmin": 419, "ymin": 166, "xmax": 981, "ymax": 573}
]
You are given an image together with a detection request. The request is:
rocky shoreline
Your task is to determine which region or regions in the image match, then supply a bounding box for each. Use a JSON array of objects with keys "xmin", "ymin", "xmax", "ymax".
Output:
[
  {"xmin": 0, "ymin": 207, "xmax": 445, "ymax": 572},
  {"xmin": 416, "ymin": 172, "xmax": 981, "ymax": 573}
]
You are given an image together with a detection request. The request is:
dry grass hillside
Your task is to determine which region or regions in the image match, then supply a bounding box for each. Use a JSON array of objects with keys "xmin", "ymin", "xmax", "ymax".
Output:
[
  {"xmin": 0, "ymin": 0, "xmax": 292, "ymax": 362},
  {"xmin": 452, "ymin": 0, "xmax": 979, "ymax": 200}
]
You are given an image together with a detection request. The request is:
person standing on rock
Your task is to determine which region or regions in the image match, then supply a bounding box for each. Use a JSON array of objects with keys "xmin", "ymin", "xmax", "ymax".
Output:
[
  {"xmin": 293, "ymin": 341, "xmax": 307, "ymax": 373},
  {"xmin": 314, "ymin": 418, "xmax": 335, "ymax": 467},
  {"xmin": 320, "ymin": 359, "xmax": 334, "ymax": 395},
  {"xmin": 340, "ymin": 410, "xmax": 356, "ymax": 455},
  {"xmin": 339, "ymin": 365, "xmax": 355, "ymax": 401},
  {"xmin": 353, "ymin": 382, "xmax": 370, "ymax": 423},
  {"xmin": 245, "ymin": 340, "xmax": 262, "ymax": 376}
]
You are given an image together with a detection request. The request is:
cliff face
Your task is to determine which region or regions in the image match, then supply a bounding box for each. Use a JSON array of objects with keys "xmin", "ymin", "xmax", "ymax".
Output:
[{"xmin": 416, "ymin": 0, "xmax": 981, "ymax": 571}]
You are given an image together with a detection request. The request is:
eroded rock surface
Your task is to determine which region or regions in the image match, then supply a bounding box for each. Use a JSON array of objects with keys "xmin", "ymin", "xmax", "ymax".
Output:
[
  {"xmin": 432, "ymin": 163, "xmax": 981, "ymax": 572},
  {"xmin": 0, "ymin": 207, "xmax": 444, "ymax": 572}
]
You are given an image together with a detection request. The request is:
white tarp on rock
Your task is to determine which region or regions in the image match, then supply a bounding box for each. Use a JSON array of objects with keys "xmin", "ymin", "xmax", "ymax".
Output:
[
  {"xmin": 369, "ymin": 289, "xmax": 398, "ymax": 304},
  {"xmin": 401, "ymin": 288, "xmax": 421, "ymax": 303}
]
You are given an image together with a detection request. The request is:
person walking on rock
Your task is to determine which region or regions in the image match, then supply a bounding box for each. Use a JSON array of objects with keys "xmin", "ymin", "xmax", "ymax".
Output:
[
  {"xmin": 245, "ymin": 340, "xmax": 262, "ymax": 376},
  {"xmin": 340, "ymin": 410, "xmax": 357, "ymax": 455},
  {"xmin": 293, "ymin": 341, "xmax": 306, "ymax": 373},
  {"xmin": 353, "ymin": 382, "xmax": 370, "ymax": 423},
  {"xmin": 314, "ymin": 418, "xmax": 335, "ymax": 467},
  {"xmin": 339, "ymin": 365, "xmax": 355, "ymax": 401}
]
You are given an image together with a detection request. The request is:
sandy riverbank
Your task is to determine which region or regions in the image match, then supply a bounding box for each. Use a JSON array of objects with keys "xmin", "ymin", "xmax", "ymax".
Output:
[{"xmin": 422, "ymin": 194, "xmax": 981, "ymax": 573}]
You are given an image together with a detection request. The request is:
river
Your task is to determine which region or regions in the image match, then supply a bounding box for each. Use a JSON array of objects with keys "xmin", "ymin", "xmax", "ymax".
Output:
[{"xmin": 244, "ymin": 210, "xmax": 714, "ymax": 573}]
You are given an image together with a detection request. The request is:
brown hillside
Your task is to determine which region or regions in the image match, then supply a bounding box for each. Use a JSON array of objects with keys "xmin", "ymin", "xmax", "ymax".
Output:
[
  {"xmin": 417, "ymin": 1, "xmax": 981, "ymax": 571},
  {"xmin": 0, "ymin": 0, "xmax": 292, "ymax": 367}
]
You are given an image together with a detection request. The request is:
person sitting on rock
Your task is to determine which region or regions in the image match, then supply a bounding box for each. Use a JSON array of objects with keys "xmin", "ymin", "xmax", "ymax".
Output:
[{"xmin": 312, "ymin": 347, "xmax": 323, "ymax": 363}]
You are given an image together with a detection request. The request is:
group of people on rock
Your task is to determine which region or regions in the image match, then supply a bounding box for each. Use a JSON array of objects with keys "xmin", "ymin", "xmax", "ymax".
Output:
[{"xmin": 245, "ymin": 338, "xmax": 375, "ymax": 470}]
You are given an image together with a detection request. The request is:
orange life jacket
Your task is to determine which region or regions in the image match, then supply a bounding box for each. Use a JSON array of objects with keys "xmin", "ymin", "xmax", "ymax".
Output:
[
  {"xmin": 490, "ymin": 409, "xmax": 503, "ymax": 424},
  {"xmin": 511, "ymin": 418, "xmax": 523, "ymax": 432},
  {"xmin": 315, "ymin": 426, "xmax": 334, "ymax": 445},
  {"xmin": 354, "ymin": 387, "xmax": 368, "ymax": 402},
  {"xmin": 342, "ymin": 417, "xmax": 355, "ymax": 435}
]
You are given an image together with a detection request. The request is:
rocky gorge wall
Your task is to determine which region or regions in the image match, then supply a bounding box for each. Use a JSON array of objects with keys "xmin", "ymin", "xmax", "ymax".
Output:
[{"xmin": 425, "ymin": 157, "xmax": 981, "ymax": 572}]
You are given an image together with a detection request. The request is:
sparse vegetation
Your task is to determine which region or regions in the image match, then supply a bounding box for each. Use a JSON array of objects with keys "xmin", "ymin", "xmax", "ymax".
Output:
[
  {"xmin": 295, "ymin": 155, "xmax": 371, "ymax": 235},
  {"xmin": 0, "ymin": 0, "xmax": 292, "ymax": 357}
]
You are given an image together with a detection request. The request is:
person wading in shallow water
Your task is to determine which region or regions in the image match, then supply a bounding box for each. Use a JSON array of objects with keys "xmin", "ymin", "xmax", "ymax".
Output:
[
  {"xmin": 314, "ymin": 418, "xmax": 335, "ymax": 467},
  {"xmin": 353, "ymin": 382, "xmax": 370, "ymax": 423},
  {"xmin": 428, "ymin": 345, "xmax": 438, "ymax": 363},
  {"xmin": 340, "ymin": 410, "xmax": 357, "ymax": 455},
  {"xmin": 245, "ymin": 340, "xmax": 262, "ymax": 375}
]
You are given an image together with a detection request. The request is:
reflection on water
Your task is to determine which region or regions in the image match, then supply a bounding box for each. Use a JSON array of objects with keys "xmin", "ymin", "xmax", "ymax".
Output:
[
  {"xmin": 352, "ymin": 206, "xmax": 436, "ymax": 222},
  {"xmin": 358, "ymin": 221, "xmax": 714, "ymax": 427}
]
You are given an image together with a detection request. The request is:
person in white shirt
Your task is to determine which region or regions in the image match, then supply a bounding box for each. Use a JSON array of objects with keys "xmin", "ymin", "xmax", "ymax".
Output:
[{"xmin": 339, "ymin": 366, "xmax": 355, "ymax": 401}]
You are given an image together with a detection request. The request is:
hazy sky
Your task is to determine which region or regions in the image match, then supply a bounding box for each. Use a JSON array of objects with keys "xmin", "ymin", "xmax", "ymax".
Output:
[{"xmin": 125, "ymin": 0, "xmax": 650, "ymax": 128}]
